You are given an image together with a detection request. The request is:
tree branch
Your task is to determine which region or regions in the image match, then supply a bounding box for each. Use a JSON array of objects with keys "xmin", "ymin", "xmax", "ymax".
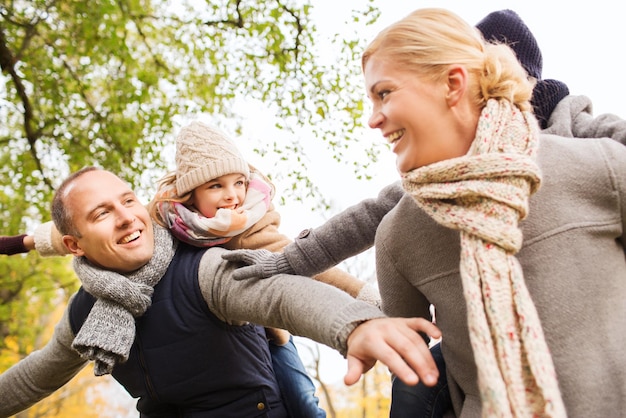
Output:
[{"xmin": 0, "ymin": 24, "xmax": 52, "ymax": 189}]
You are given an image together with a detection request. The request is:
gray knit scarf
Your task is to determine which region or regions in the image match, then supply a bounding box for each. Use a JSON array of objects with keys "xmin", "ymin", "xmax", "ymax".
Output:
[{"xmin": 71, "ymin": 223, "xmax": 177, "ymax": 376}]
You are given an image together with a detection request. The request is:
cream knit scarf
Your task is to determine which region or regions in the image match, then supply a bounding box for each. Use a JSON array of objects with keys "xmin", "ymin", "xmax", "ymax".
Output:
[
  {"xmin": 71, "ymin": 223, "xmax": 177, "ymax": 376},
  {"xmin": 157, "ymin": 172, "xmax": 273, "ymax": 247},
  {"xmin": 402, "ymin": 99, "xmax": 566, "ymax": 417}
]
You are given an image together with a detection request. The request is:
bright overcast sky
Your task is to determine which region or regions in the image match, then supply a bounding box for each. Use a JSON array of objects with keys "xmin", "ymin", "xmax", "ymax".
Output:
[{"xmin": 316, "ymin": 0, "xmax": 625, "ymax": 117}]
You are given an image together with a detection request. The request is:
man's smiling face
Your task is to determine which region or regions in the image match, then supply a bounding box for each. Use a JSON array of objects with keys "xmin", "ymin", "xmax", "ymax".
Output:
[{"xmin": 62, "ymin": 170, "xmax": 154, "ymax": 273}]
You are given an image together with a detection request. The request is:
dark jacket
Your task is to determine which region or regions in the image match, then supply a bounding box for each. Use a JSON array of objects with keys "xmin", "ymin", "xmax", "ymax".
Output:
[{"xmin": 70, "ymin": 243, "xmax": 287, "ymax": 418}]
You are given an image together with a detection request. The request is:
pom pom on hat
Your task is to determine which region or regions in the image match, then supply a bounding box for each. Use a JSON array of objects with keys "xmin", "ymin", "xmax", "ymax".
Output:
[
  {"xmin": 476, "ymin": 9, "xmax": 570, "ymax": 129},
  {"xmin": 175, "ymin": 121, "xmax": 250, "ymax": 196},
  {"xmin": 476, "ymin": 9, "xmax": 542, "ymax": 80}
]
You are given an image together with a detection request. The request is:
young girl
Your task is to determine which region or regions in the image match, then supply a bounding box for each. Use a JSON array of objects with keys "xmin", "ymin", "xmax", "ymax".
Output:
[
  {"xmin": 149, "ymin": 121, "xmax": 382, "ymax": 417},
  {"xmin": 1, "ymin": 121, "xmax": 378, "ymax": 418}
]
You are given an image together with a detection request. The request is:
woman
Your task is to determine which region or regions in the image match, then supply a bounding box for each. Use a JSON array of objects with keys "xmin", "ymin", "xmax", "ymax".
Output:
[{"xmin": 363, "ymin": 8, "xmax": 626, "ymax": 417}]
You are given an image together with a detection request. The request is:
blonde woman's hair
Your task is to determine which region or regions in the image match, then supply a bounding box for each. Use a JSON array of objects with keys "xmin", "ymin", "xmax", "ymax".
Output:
[
  {"xmin": 362, "ymin": 8, "xmax": 534, "ymax": 112},
  {"xmin": 147, "ymin": 164, "xmax": 275, "ymax": 228}
]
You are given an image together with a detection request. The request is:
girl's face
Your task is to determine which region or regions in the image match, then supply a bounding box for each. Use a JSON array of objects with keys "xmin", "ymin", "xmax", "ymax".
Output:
[
  {"xmin": 363, "ymin": 57, "xmax": 471, "ymax": 173},
  {"xmin": 191, "ymin": 173, "xmax": 247, "ymax": 218}
]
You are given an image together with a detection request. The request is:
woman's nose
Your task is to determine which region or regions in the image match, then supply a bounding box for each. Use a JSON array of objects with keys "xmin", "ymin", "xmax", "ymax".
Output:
[{"xmin": 368, "ymin": 107, "xmax": 384, "ymax": 129}]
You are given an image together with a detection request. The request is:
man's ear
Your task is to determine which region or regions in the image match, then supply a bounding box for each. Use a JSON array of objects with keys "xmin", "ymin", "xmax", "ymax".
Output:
[
  {"xmin": 62, "ymin": 235, "xmax": 85, "ymax": 257},
  {"xmin": 445, "ymin": 64, "xmax": 468, "ymax": 107}
]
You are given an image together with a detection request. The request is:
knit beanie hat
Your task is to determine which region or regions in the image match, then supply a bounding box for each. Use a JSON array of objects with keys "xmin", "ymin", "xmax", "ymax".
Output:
[
  {"xmin": 476, "ymin": 9, "xmax": 542, "ymax": 80},
  {"xmin": 476, "ymin": 9, "xmax": 570, "ymax": 129},
  {"xmin": 175, "ymin": 121, "xmax": 250, "ymax": 195}
]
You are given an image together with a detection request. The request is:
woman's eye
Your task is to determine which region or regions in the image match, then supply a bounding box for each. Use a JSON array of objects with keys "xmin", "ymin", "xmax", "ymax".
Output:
[{"xmin": 378, "ymin": 90, "xmax": 390, "ymax": 100}]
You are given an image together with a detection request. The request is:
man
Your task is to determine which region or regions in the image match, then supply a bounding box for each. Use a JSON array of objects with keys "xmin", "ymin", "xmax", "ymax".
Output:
[{"xmin": 0, "ymin": 167, "xmax": 440, "ymax": 417}]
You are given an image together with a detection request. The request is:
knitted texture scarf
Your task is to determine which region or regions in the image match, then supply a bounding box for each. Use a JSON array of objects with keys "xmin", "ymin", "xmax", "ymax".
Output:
[
  {"xmin": 402, "ymin": 99, "xmax": 566, "ymax": 417},
  {"xmin": 157, "ymin": 172, "xmax": 273, "ymax": 247},
  {"xmin": 71, "ymin": 223, "xmax": 177, "ymax": 376}
]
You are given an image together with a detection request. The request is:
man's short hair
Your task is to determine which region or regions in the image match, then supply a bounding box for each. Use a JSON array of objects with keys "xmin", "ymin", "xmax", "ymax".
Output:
[{"xmin": 51, "ymin": 166, "xmax": 100, "ymax": 236}]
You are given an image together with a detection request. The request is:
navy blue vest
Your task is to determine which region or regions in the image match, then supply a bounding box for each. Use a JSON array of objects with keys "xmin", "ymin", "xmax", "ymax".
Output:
[{"xmin": 69, "ymin": 243, "xmax": 287, "ymax": 418}]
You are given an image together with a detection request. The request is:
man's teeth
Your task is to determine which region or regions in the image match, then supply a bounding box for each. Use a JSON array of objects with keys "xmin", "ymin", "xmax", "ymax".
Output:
[{"xmin": 119, "ymin": 231, "xmax": 140, "ymax": 244}]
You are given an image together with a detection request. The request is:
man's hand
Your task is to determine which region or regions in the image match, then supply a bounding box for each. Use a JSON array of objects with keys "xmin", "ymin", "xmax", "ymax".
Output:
[
  {"xmin": 221, "ymin": 249, "xmax": 295, "ymax": 280},
  {"xmin": 344, "ymin": 317, "xmax": 441, "ymax": 387}
]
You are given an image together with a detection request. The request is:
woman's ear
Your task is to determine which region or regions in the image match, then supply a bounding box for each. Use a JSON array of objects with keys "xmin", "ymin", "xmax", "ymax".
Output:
[
  {"xmin": 62, "ymin": 235, "xmax": 85, "ymax": 257},
  {"xmin": 445, "ymin": 65, "xmax": 468, "ymax": 107}
]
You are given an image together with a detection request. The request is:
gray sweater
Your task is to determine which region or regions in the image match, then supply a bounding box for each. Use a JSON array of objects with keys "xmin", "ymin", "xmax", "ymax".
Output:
[
  {"xmin": 376, "ymin": 134, "xmax": 626, "ymax": 416},
  {"xmin": 277, "ymin": 95, "xmax": 626, "ymax": 416},
  {"xmin": 0, "ymin": 247, "xmax": 384, "ymax": 416}
]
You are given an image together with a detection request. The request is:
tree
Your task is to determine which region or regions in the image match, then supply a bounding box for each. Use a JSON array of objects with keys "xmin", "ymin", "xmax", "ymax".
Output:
[
  {"xmin": 0, "ymin": 254, "xmax": 77, "ymax": 367},
  {"xmin": 0, "ymin": 0, "xmax": 383, "ymax": 213}
]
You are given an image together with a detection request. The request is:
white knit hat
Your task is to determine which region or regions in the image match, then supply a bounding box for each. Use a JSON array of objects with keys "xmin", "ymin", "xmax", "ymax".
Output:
[{"xmin": 175, "ymin": 121, "xmax": 250, "ymax": 195}]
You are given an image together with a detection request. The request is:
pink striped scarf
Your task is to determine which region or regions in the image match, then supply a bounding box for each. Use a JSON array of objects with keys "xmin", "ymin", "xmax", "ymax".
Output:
[{"xmin": 157, "ymin": 172, "xmax": 273, "ymax": 247}]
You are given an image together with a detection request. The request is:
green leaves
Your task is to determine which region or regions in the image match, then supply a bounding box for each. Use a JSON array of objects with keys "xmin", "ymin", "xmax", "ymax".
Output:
[{"xmin": 1, "ymin": 0, "xmax": 382, "ymax": 215}]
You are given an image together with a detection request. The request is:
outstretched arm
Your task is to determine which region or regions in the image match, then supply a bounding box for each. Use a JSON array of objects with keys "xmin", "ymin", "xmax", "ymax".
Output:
[
  {"xmin": 0, "ymin": 234, "xmax": 31, "ymax": 255},
  {"xmin": 284, "ymin": 182, "xmax": 404, "ymax": 276},
  {"xmin": 201, "ymin": 247, "xmax": 440, "ymax": 387},
  {"xmin": 222, "ymin": 182, "xmax": 404, "ymax": 279},
  {"xmin": 0, "ymin": 222, "xmax": 69, "ymax": 257}
]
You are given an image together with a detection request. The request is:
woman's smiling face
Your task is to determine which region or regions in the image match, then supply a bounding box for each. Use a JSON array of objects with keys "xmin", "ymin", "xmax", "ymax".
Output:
[{"xmin": 364, "ymin": 57, "xmax": 471, "ymax": 174}]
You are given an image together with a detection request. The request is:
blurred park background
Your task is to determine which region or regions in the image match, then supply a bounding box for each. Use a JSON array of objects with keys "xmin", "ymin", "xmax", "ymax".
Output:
[{"xmin": 1, "ymin": 0, "xmax": 624, "ymax": 416}]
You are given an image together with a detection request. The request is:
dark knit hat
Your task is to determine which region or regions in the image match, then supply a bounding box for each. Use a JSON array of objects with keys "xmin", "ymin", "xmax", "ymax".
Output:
[
  {"xmin": 476, "ymin": 9, "xmax": 569, "ymax": 129},
  {"xmin": 175, "ymin": 121, "xmax": 250, "ymax": 195},
  {"xmin": 476, "ymin": 9, "xmax": 542, "ymax": 80}
]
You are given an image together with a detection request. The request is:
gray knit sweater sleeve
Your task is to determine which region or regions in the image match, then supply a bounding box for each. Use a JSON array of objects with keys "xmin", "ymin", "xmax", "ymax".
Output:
[
  {"xmin": 545, "ymin": 95, "xmax": 626, "ymax": 146},
  {"xmin": 283, "ymin": 181, "xmax": 404, "ymax": 277},
  {"xmin": 197, "ymin": 247, "xmax": 386, "ymax": 356},
  {"xmin": 0, "ymin": 295, "xmax": 88, "ymax": 417}
]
